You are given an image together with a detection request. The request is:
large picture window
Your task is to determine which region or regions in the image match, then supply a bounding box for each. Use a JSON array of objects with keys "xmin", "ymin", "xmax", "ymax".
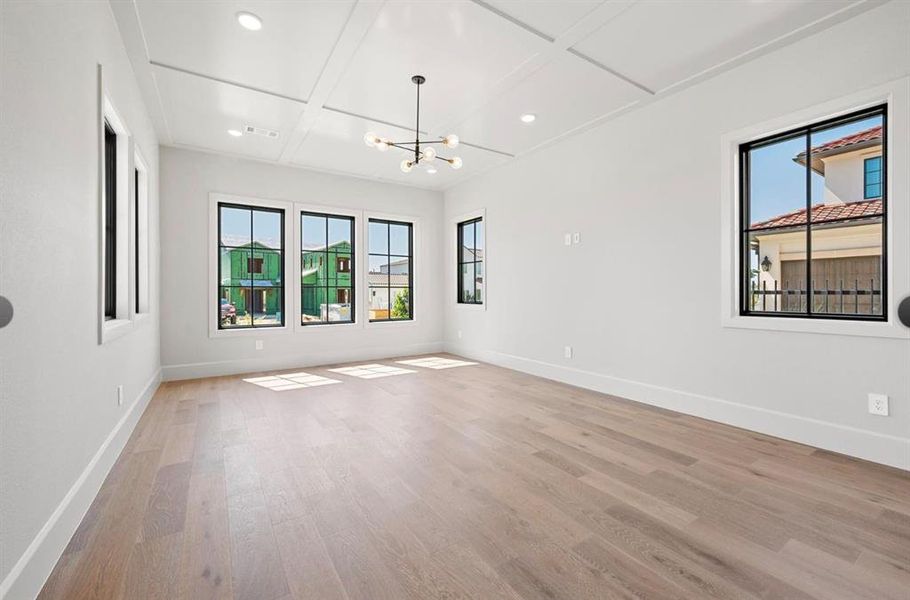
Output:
[
  {"xmin": 301, "ymin": 212, "xmax": 354, "ymax": 325},
  {"xmin": 218, "ymin": 203, "xmax": 285, "ymax": 329},
  {"xmin": 740, "ymin": 105, "xmax": 886, "ymax": 321},
  {"xmin": 457, "ymin": 217, "xmax": 483, "ymax": 304},
  {"xmin": 368, "ymin": 219, "xmax": 412, "ymax": 321}
]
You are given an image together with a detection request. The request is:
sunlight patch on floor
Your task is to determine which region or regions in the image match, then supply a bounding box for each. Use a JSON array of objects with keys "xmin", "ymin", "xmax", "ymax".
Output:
[
  {"xmin": 243, "ymin": 372, "xmax": 342, "ymax": 391},
  {"xmin": 327, "ymin": 363, "xmax": 417, "ymax": 379},
  {"xmin": 396, "ymin": 357, "xmax": 478, "ymax": 369}
]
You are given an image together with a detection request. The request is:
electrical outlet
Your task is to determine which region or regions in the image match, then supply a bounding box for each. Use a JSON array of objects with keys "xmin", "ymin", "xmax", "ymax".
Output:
[
  {"xmin": 457, "ymin": 330, "xmax": 463, "ymax": 339},
  {"xmin": 564, "ymin": 233, "xmax": 572, "ymax": 246},
  {"xmin": 564, "ymin": 345, "xmax": 573, "ymax": 359},
  {"xmin": 117, "ymin": 385, "xmax": 124, "ymax": 407},
  {"xmin": 573, "ymin": 232, "xmax": 580, "ymax": 244},
  {"xmin": 868, "ymin": 393, "xmax": 889, "ymax": 416},
  {"xmin": 255, "ymin": 339, "xmax": 264, "ymax": 351}
]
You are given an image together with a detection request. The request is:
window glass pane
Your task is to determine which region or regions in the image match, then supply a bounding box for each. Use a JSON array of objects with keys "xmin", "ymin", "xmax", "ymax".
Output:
[
  {"xmin": 301, "ymin": 283, "xmax": 321, "ymax": 323},
  {"xmin": 328, "ymin": 217, "xmax": 352, "ymax": 246},
  {"xmin": 220, "ymin": 289, "xmax": 242, "ymax": 328},
  {"xmin": 460, "ymin": 222, "xmax": 474, "ymax": 261},
  {"xmin": 810, "ymin": 219, "xmax": 882, "ymax": 316},
  {"xmin": 369, "ymin": 286, "xmax": 389, "ymax": 320},
  {"xmin": 745, "ymin": 230, "xmax": 807, "ymax": 314},
  {"xmin": 810, "ymin": 114, "xmax": 882, "ymax": 205},
  {"xmin": 369, "ymin": 221, "xmax": 388, "ymax": 254},
  {"xmin": 252, "ymin": 288, "xmax": 282, "ymax": 326},
  {"xmin": 389, "ymin": 223, "xmax": 410, "ymax": 255},
  {"xmin": 368, "ymin": 255, "xmax": 389, "ymax": 286},
  {"xmin": 474, "ymin": 262, "xmax": 483, "ymax": 303},
  {"xmin": 460, "ymin": 264, "xmax": 474, "ymax": 303},
  {"xmin": 390, "ymin": 288, "xmax": 410, "ymax": 319},
  {"xmin": 253, "ymin": 209, "xmax": 281, "ymax": 248},
  {"xmin": 328, "ymin": 287, "xmax": 353, "ymax": 322},
  {"xmin": 474, "ymin": 220, "xmax": 483, "ymax": 252},
  {"xmin": 302, "ymin": 215, "xmax": 327, "ymax": 250},
  {"xmin": 388, "ymin": 257, "xmax": 410, "ymax": 279},
  {"xmin": 747, "ymin": 134, "xmax": 808, "ymax": 226},
  {"xmin": 221, "ymin": 248, "xmax": 251, "ymax": 286},
  {"xmin": 252, "ymin": 249, "xmax": 281, "ymax": 283},
  {"xmin": 229, "ymin": 287, "xmax": 253, "ymax": 326},
  {"xmin": 220, "ymin": 206, "xmax": 251, "ymax": 246}
]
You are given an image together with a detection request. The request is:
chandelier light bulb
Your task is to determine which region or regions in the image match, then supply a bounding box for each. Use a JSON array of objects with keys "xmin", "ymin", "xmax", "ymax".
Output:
[
  {"xmin": 376, "ymin": 140, "xmax": 389, "ymax": 152},
  {"xmin": 443, "ymin": 134, "xmax": 459, "ymax": 148},
  {"xmin": 364, "ymin": 132, "xmax": 378, "ymax": 147},
  {"xmin": 400, "ymin": 159, "xmax": 413, "ymax": 173},
  {"xmin": 422, "ymin": 146, "xmax": 436, "ymax": 161},
  {"xmin": 450, "ymin": 156, "xmax": 463, "ymax": 170}
]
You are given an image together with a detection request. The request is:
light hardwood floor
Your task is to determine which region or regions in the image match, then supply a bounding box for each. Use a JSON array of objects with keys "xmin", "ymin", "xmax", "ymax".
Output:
[{"xmin": 39, "ymin": 354, "xmax": 910, "ymax": 600}]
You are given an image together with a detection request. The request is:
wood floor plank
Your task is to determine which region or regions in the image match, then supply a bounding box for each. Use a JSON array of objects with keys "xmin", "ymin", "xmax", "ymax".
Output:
[{"xmin": 39, "ymin": 354, "xmax": 910, "ymax": 600}]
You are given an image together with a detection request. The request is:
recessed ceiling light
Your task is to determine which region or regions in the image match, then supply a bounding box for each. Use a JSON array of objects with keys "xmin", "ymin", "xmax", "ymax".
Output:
[
  {"xmin": 236, "ymin": 11, "xmax": 262, "ymax": 31},
  {"xmin": 426, "ymin": 166, "xmax": 438, "ymax": 174},
  {"xmin": 227, "ymin": 129, "xmax": 243, "ymax": 137},
  {"xmin": 520, "ymin": 113, "xmax": 536, "ymax": 123}
]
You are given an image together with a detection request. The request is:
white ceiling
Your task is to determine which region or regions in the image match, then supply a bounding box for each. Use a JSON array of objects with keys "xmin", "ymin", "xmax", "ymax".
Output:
[{"xmin": 115, "ymin": 0, "xmax": 879, "ymax": 191}]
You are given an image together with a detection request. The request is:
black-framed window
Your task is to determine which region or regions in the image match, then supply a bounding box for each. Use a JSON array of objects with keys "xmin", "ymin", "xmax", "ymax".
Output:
[
  {"xmin": 368, "ymin": 219, "xmax": 412, "ymax": 321},
  {"xmin": 740, "ymin": 105, "xmax": 886, "ymax": 321},
  {"xmin": 301, "ymin": 211, "xmax": 355, "ymax": 325},
  {"xmin": 218, "ymin": 203, "xmax": 284, "ymax": 329},
  {"xmin": 864, "ymin": 156, "xmax": 882, "ymax": 199},
  {"xmin": 134, "ymin": 167, "xmax": 140, "ymax": 314},
  {"xmin": 457, "ymin": 217, "xmax": 483, "ymax": 304},
  {"xmin": 104, "ymin": 121, "xmax": 117, "ymax": 320}
]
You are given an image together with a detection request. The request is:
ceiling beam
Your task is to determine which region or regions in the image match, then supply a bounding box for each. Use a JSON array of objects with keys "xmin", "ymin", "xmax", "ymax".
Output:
[
  {"xmin": 277, "ymin": 0, "xmax": 386, "ymax": 164},
  {"xmin": 429, "ymin": 0, "xmax": 652, "ymax": 141}
]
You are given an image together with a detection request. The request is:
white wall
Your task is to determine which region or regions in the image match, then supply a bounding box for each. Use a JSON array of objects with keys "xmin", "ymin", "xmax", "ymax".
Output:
[
  {"xmin": 443, "ymin": 1, "xmax": 910, "ymax": 469},
  {"xmin": 159, "ymin": 147, "xmax": 444, "ymax": 380},
  {"xmin": 0, "ymin": 2, "xmax": 161, "ymax": 598}
]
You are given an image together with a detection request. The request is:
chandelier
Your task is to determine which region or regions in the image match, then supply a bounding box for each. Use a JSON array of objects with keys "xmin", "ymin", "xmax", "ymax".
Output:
[{"xmin": 363, "ymin": 75, "xmax": 462, "ymax": 174}]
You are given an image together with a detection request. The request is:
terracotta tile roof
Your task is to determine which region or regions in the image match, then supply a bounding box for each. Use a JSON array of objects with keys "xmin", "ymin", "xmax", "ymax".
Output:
[
  {"xmin": 795, "ymin": 126, "xmax": 882, "ymax": 164},
  {"xmin": 750, "ymin": 199, "xmax": 883, "ymax": 231}
]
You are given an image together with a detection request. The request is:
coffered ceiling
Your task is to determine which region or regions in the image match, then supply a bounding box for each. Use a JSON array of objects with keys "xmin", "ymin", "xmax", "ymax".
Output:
[{"xmin": 112, "ymin": 0, "xmax": 879, "ymax": 191}]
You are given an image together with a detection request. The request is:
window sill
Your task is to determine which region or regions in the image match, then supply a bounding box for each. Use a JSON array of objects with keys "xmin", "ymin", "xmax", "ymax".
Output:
[
  {"xmin": 296, "ymin": 321, "xmax": 360, "ymax": 332},
  {"xmin": 366, "ymin": 318, "xmax": 417, "ymax": 329},
  {"xmin": 722, "ymin": 314, "xmax": 909, "ymax": 339},
  {"xmin": 455, "ymin": 301, "xmax": 486, "ymax": 311},
  {"xmin": 209, "ymin": 325, "xmax": 290, "ymax": 339},
  {"xmin": 100, "ymin": 318, "xmax": 133, "ymax": 344}
]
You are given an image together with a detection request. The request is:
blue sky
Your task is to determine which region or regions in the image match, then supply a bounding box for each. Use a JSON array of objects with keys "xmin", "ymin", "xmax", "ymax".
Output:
[{"xmin": 749, "ymin": 114, "xmax": 881, "ymax": 224}]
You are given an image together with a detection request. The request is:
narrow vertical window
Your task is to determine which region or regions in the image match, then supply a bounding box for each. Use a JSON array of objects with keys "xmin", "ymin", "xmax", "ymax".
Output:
[
  {"xmin": 368, "ymin": 219, "xmax": 413, "ymax": 321},
  {"xmin": 457, "ymin": 217, "xmax": 483, "ymax": 304},
  {"xmin": 300, "ymin": 211, "xmax": 354, "ymax": 325},
  {"xmin": 740, "ymin": 105, "xmax": 886, "ymax": 320},
  {"xmin": 864, "ymin": 156, "xmax": 882, "ymax": 199},
  {"xmin": 104, "ymin": 121, "xmax": 117, "ymax": 320},
  {"xmin": 134, "ymin": 167, "xmax": 140, "ymax": 314},
  {"xmin": 218, "ymin": 203, "xmax": 284, "ymax": 329}
]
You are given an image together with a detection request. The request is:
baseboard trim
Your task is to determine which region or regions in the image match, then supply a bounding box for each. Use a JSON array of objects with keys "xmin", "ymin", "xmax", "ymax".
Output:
[
  {"xmin": 0, "ymin": 368, "xmax": 162, "ymax": 600},
  {"xmin": 162, "ymin": 341, "xmax": 446, "ymax": 381},
  {"xmin": 446, "ymin": 344, "xmax": 909, "ymax": 471}
]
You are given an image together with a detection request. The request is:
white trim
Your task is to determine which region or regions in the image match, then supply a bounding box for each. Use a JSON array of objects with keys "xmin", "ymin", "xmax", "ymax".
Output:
[
  {"xmin": 446, "ymin": 344, "xmax": 910, "ymax": 471},
  {"xmin": 208, "ymin": 192, "xmax": 293, "ymax": 338},
  {"xmin": 362, "ymin": 211, "xmax": 420, "ymax": 328},
  {"xmin": 451, "ymin": 207, "xmax": 486, "ymax": 311},
  {"xmin": 99, "ymin": 68, "xmax": 136, "ymax": 344},
  {"xmin": 162, "ymin": 341, "xmax": 444, "ymax": 380},
  {"xmin": 720, "ymin": 78, "xmax": 910, "ymax": 339},
  {"xmin": 293, "ymin": 202, "xmax": 364, "ymax": 332},
  {"xmin": 0, "ymin": 369, "xmax": 161, "ymax": 600}
]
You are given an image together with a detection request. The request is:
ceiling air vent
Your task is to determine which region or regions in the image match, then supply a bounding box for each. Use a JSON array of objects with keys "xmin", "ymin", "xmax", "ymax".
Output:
[{"xmin": 244, "ymin": 125, "xmax": 280, "ymax": 139}]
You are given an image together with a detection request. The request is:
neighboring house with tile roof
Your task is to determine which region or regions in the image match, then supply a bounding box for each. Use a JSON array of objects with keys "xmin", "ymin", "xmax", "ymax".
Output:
[{"xmin": 750, "ymin": 126, "xmax": 883, "ymax": 313}]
